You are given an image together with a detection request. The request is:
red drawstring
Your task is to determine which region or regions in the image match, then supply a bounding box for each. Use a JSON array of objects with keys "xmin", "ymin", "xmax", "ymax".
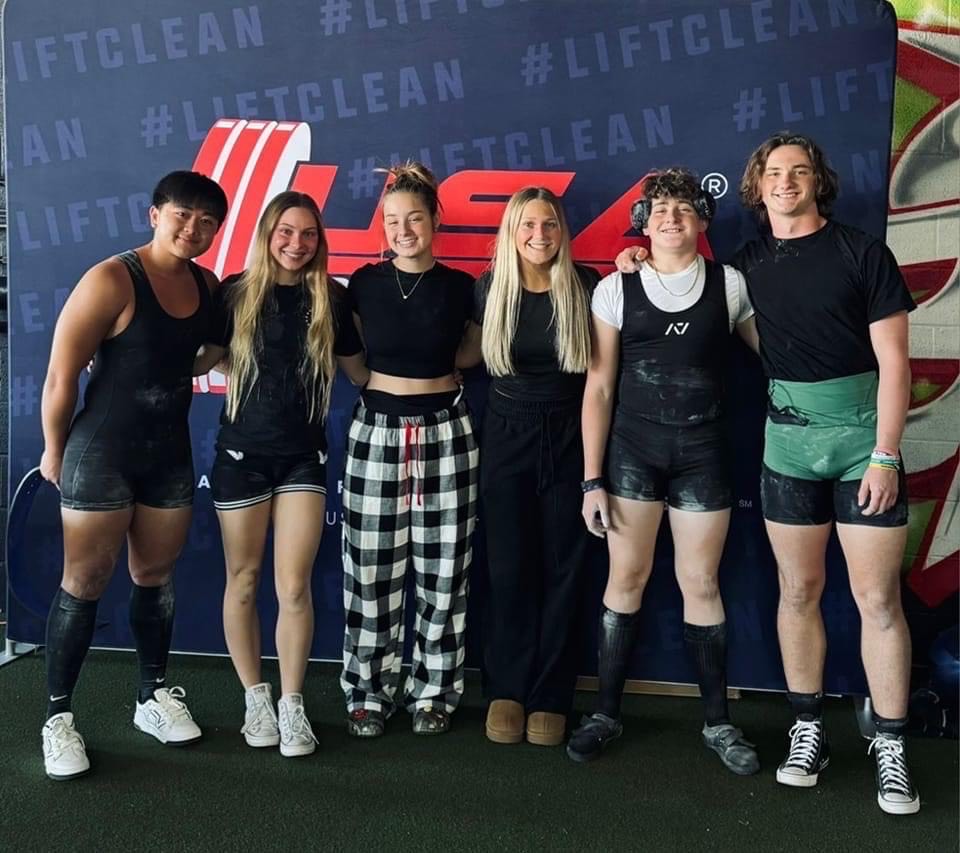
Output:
[{"xmin": 403, "ymin": 423, "xmax": 423, "ymax": 506}]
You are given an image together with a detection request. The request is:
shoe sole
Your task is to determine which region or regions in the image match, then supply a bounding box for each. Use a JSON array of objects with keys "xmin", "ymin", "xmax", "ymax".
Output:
[
  {"xmin": 244, "ymin": 734, "xmax": 281, "ymax": 748},
  {"xmin": 45, "ymin": 765, "xmax": 91, "ymax": 781},
  {"xmin": 527, "ymin": 731, "xmax": 564, "ymax": 746},
  {"xmin": 877, "ymin": 793, "xmax": 920, "ymax": 815},
  {"xmin": 133, "ymin": 721, "xmax": 202, "ymax": 746},
  {"xmin": 280, "ymin": 743, "xmax": 316, "ymax": 757},
  {"xmin": 776, "ymin": 757, "xmax": 829, "ymax": 787},
  {"xmin": 486, "ymin": 727, "xmax": 523, "ymax": 744}
]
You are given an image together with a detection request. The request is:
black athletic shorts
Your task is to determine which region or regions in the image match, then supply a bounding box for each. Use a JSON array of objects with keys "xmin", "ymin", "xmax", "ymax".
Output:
[
  {"xmin": 211, "ymin": 448, "xmax": 328, "ymax": 510},
  {"xmin": 60, "ymin": 435, "xmax": 194, "ymax": 511},
  {"xmin": 761, "ymin": 464, "xmax": 908, "ymax": 527},
  {"xmin": 604, "ymin": 415, "xmax": 731, "ymax": 511}
]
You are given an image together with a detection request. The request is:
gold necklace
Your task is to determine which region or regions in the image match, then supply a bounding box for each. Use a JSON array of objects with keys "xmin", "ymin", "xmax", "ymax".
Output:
[
  {"xmin": 648, "ymin": 257, "xmax": 702, "ymax": 298},
  {"xmin": 394, "ymin": 263, "xmax": 432, "ymax": 300}
]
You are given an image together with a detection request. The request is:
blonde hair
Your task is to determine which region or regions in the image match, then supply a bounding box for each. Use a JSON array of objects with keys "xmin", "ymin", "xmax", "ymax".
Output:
[
  {"xmin": 481, "ymin": 187, "xmax": 591, "ymax": 376},
  {"xmin": 223, "ymin": 191, "xmax": 336, "ymax": 422}
]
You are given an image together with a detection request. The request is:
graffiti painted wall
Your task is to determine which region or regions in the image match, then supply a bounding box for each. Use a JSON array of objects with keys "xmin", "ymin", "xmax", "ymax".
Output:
[{"xmin": 888, "ymin": 1, "xmax": 959, "ymax": 654}]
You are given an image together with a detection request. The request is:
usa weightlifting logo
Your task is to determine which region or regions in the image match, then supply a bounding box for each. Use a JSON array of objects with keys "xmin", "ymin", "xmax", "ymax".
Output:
[{"xmin": 191, "ymin": 118, "xmax": 721, "ymax": 394}]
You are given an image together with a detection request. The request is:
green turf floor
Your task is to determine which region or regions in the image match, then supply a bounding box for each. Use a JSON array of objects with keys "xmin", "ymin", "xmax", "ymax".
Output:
[{"xmin": 0, "ymin": 649, "xmax": 956, "ymax": 852}]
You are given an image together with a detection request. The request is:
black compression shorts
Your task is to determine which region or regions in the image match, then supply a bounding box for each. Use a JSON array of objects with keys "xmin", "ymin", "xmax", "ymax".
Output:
[
  {"xmin": 211, "ymin": 448, "xmax": 328, "ymax": 510},
  {"xmin": 604, "ymin": 416, "xmax": 731, "ymax": 511}
]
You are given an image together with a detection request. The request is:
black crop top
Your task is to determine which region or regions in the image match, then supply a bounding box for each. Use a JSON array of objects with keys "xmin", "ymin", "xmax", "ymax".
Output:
[{"xmin": 345, "ymin": 261, "xmax": 473, "ymax": 378}]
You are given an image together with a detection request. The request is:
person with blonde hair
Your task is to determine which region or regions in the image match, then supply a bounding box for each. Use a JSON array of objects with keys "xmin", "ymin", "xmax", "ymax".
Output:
[
  {"xmin": 340, "ymin": 162, "xmax": 478, "ymax": 738},
  {"xmin": 458, "ymin": 187, "xmax": 598, "ymax": 746},
  {"xmin": 195, "ymin": 191, "xmax": 366, "ymax": 757},
  {"xmin": 569, "ymin": 168, "xmax": 760, "ymax": 774}
]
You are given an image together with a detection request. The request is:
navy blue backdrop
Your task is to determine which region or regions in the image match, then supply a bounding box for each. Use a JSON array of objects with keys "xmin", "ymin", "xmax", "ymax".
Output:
[{"xmin": 4, "ymin": 0, "xmax": 900, "ymax": 694}]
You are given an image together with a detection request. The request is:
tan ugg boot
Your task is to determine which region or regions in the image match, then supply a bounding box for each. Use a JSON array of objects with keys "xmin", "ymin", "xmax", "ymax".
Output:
[
  {"xmin": 485, "ymin": 699, "xmax": 525, "ymax": 744},
  {"xmin": 526, "ymin": 711, "xmax": 566, "ymax": 746}
]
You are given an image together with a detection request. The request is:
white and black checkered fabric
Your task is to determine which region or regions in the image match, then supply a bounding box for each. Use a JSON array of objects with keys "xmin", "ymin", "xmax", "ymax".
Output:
[{"xmin": 340, "ymin": 400, "xmax": 479, "ymax": 714}]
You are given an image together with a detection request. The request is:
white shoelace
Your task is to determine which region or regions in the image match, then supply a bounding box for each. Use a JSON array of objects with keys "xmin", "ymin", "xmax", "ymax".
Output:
[
  {"xmin": 784, "ymin": 720, "xmax": 822, "ymax": 769},
  {"xmin": 282, "ymin": 703, "xmax": 318, "ymax": 744},
  {"xmin": 242, "ymin": 694, "xmax": 278, "ymax": 735},
  {"xmin": 154, "ymin": 686, "xmax": 193, "ymax": 722},
  {"xmin": 46, "ymin": 718, "xmax": 85, "ymax": 758},
  {"xmin": 869, "ymin": 736, "xmax": 914, "ymax": 797}
]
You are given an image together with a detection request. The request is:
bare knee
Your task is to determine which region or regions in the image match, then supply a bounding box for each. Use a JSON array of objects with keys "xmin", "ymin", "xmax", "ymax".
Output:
[
  {"xmin": 778, "ymin": 571, "xmax": 825, "ymax": 614},
  {"xmin": 129, "ymin": 562, "xmax": 175, "ymax": 587},
  {"xmin": 276, "ymin": 575, "xmax": 311, "ymax": 614},
  {"xmin": 852, "ymin": 584, "xmax": 902, "ymax": 631},
  {"xmin": 225, "ymin": 565, "xmax": 261, "ymax": 607},
  {"xmin": 606, "ymin": 564, "xmax": 651, "ymax": 605},
  {"xmin": 62, "ymin": 563, "xmax": 114, "ymax": 600},
  {"xmin": 677, "ymin": 569, "xmax": 720, "ymax": 606}
]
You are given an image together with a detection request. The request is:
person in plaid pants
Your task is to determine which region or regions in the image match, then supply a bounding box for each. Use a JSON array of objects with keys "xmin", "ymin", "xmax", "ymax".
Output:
[{"xmin": 340, "ymin": 161, "xmax": 478, "ymax": 737}]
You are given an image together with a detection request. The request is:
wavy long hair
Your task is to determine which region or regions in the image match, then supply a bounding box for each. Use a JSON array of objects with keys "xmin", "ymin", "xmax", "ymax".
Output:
[
  {"xmin": 738, "ymin": 131, "xmax": 840, "ymax": 222},
  {"xmin": 482, "ymin": 187, "xmax": 591, "ymax": 376},
  {"xmin": 223, "ymin": 191, "xmax": 336, "ymax": 422}
]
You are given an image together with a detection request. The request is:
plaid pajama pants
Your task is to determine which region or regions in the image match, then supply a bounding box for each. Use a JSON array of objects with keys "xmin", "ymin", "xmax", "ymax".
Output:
[{"xmin": 340, "ymin": 399, "xmax": 479, "ymax": 715}]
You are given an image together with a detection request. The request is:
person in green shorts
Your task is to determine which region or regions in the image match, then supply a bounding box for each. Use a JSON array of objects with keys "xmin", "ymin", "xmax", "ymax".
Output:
[
  {"xmin": 736, "ymin": 132, "xmax": 918, "ymax": 815},
  {"xmin": 616, "ymin": 133, "xmax": 920, "ymax": 815}
]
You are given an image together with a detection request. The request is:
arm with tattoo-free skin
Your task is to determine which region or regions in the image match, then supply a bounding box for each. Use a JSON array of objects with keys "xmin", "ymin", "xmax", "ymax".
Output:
[
  {"xmin": 41, "ymin": 261, "xmax": 131, "ymax": 485},
  {"xmin": 581, "ymin": 314, "xmax": 620, "ymax": 536},
  {"xmin": 859, "ymin": 311, "xmax": 911, "ymax": 516}
]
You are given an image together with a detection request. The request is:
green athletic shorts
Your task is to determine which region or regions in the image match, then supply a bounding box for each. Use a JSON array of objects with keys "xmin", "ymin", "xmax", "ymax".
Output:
[{"xmin": 761, "ymin": 372, "xmax": 907, "ymax": 527}]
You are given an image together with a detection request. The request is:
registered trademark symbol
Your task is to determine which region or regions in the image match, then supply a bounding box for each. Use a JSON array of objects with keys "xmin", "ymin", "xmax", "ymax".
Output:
[{"xmin": 701, "ymin": 172, "xmax": 729, "ymax": 199}]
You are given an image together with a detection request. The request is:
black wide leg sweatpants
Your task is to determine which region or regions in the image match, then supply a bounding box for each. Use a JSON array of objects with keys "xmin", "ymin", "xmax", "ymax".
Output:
[{"xmin": 479, "ymin": 391, "xmax": 590, "ymax": 715}]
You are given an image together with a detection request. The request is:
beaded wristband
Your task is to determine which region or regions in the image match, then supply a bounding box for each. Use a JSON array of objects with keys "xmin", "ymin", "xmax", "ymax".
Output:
[
  {"xmin": 869, "ymin": 449, "xmax": 901, "ymax": 472},
  {"xmin": 581, "ymin": 478, "xmax": 605, "ymax": 494}
]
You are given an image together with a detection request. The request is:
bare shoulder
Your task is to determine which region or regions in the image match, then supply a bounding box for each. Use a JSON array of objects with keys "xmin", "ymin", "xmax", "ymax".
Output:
[{"xmin": 70, "ymin": 256, "xmax": 134, "ymax": 311}]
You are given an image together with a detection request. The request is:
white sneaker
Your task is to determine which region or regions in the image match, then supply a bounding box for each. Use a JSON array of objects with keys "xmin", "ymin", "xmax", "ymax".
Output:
[
  {"xmin": 242, "ymin": 683, "xmax": 280, "ymax": 747},
  {"xmin": 278, "ymin": 694, "xmax": 318, "ymax": 757},
  {"xmin": 133, "ymin": 686, "xmax": 202, "ymax": 745},
  {"xmin": 42, "ymin": 712, "xmax": 90, "ymax": 780}
]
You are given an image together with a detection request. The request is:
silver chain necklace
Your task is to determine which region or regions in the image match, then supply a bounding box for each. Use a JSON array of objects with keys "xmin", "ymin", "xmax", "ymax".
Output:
[
  {"xmin": 648, "ymin": 256, "xmax": 702, "ymax": 298},
  {"xmin": 394, "ymin": 262, "xmax": 432, "ymax": 300}
]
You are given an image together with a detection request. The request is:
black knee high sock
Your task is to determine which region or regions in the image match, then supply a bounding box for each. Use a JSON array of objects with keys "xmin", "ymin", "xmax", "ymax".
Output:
[
  {"xmin": 597, "ymin": 607, "xmax": 642, "ymax": 719},
  {"xmin": 129, "ymin": 581, "xmax": 175, "ymax": 703},
  {"xmin": 683, "ymin": 622, "xmax": 729, "ymax": 726},
  {"xmin": 45, "ymin": 588, "xmax": 99, "ymax": 718}
]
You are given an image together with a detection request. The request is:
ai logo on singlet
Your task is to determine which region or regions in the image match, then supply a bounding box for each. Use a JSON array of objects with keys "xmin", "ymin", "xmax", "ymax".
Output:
[{"xmin": 665, "ymin": 322, "xmax": 690, "ymax": 336}]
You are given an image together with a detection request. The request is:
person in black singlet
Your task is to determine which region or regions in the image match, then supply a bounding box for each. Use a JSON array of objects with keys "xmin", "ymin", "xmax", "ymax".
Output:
[
  {"xmin": 194, "ymin": 191, "xmax": 366, "ymax": 757},
  {"xmin": 457, "ymin": 187, "xmax": 597, "ymax": 747},
  {"xmin": 39, "ymin": 171, "xmax": 227, "ymax": 780},
  {"xmin": 567, "ymin": 169, "xmax": 760, "ymax": 774},
  {"xmin": 340, "ymin": 162, "xmax": 478, "ymax": 738},
  {"xmin": 614, "ymin": 136, "xmax": 921, "ymax": 814}
]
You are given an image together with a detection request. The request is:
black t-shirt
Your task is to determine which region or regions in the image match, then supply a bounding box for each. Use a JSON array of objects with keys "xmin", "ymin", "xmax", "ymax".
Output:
[
  {"xmin": 733, "ymin": 220, "xmax": 915, "ymax": 382},
  {"xmin": 210, "ymin": 274, "xmax": 362, "ymax": 455},
  {"xmin": 472, "ymin": 264, "xmax": 599, "ymax": 401},
  {"xmin": 346, "ymin": 261, "xmax": 473, "ymax": 378}
]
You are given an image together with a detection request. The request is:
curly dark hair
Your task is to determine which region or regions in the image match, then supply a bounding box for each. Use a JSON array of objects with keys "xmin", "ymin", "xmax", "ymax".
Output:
[
  {"xmin": 630, "ymin": 168, "xmax": 716, "ymax": 233},
  {"xmin": 738, "ymin": 132, "xmax": 839, "ymax": 221}
]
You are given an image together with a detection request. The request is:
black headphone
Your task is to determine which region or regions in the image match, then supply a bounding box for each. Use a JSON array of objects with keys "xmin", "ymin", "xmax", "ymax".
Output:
[{"xmin": 630, "ymin": 189, "xmax": 717, "ymax": 234}]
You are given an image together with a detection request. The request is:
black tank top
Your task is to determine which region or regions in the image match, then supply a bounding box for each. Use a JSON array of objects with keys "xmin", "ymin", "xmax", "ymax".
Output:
[
  {"xmin": 69, "ymin": 250, "xmax": 211, "ymax": 441},
  {"xmin": 617, "ymin": 258, "xmax": 729, "ymax": 425}
]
